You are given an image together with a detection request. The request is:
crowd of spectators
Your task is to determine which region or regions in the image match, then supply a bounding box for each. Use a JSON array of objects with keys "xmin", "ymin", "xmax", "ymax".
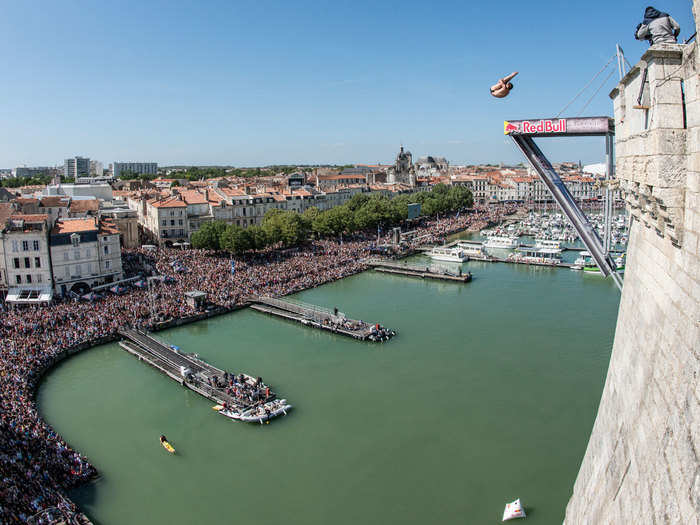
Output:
[{"xmin": 0, "ymin": 206, "xmax": 507, "ymax": 523}]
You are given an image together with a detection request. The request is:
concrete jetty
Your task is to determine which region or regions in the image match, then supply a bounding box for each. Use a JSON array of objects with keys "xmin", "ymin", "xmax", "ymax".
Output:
[
  {"xmin": 246, "ymin": 296, "xmax": 396, "ymax": 342},
  {"xmin": 367, "ymin": 259, "xmax": 472, "ymax": 282},
  {"xmin": 117, "ymin": 328, "xmax": 277, "ymax": 412}
]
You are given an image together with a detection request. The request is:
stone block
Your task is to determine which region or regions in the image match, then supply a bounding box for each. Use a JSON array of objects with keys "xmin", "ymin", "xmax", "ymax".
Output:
[
  {"xmin": 645, "ymin": 155, "xmax": 688, "ymax": 188},
  {"xmin": 652, "ymin": 103, "xmax": 686, "ymax": 129},
  {"xmin": 688, "ymin": 172, "xmax": 700, "ymax": 193},
  {"xmin": 653, "ymin": 186, "xmax": 686, "ymax": 208},
  {"xmin": 652, "ymin": 79, "xmax": 684, "ymax": 105},
  {"xmin": 647, "ymin": 128, "xmax": 687, "ymax": 156},
  {"xmin": 686, "ymin": 100, "xmax": 700, "ymax": 130}
]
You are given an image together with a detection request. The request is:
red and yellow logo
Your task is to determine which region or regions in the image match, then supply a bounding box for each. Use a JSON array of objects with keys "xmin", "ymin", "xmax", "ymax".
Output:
[{"xmin": 504, "ymin": 121, "xmax": 519, "ymax": 135}]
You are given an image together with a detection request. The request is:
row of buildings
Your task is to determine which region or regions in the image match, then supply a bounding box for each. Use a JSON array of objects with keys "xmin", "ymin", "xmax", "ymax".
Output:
[
  {"xmin": 0, "ymin": 198, "xmax": 124, "ymax": 304},
  {"xmin": 8, "ymin": 159, "xmax": 158, "ymax": 182}
]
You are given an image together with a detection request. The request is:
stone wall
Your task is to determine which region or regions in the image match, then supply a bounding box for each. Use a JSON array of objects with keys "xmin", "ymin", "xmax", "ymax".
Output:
[{"xmin": 564, "ymin": 5, "xmax": 699, "ymax": 523}]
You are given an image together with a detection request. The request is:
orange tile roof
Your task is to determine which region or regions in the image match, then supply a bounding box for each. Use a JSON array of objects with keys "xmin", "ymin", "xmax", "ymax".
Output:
[
  {"xmin": 150, "ymin": 196, "xmax": 186, "ymax": 208},
  {"xmin": 0, "ymin": 203, "xmax": 14, "ymax": 225},
  {"xmin": 69, "ymin": 199, "xmax": 99, "ymax": 213},
  {"xmin": 178, "ymin": 190, "xmax": 208, "ymax": 205},
  {"xmin": 52, "ymin": 218, "xmax": 97, "ymax": 234},
  {"xmin": 99, "ymin": 219, "xmax": 120, "ymax": 235},
  {"xmin": 39, "ymin": 196, "xmax": 70, "ymax": 207},
  {"xmin": 11, "ymin": 213, "xmax": 48, "ymax": 223}
]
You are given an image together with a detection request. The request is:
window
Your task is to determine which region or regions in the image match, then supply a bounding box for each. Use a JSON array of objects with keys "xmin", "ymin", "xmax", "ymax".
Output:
[
  {"xmin": 170, "ymin": 211, "xmax": 174, "ymax": 216},
  {"xmin": 22, "ymin": 240, "xmax": 29, "ymax": 251},
  {"xmin": 13, "ymin": 258, "xmax": 20, "ymax": 269},
  {"xmin": 11, "ymin": 241, "xmax": 18, "ymax": 252},
  {"xmin": 35, "ymin": 257, "xmax": 41, "ymax": 268},
  {"xmin": 178, "ymin": 219, "xmax": 183, "ymax": 225},
  {"xmin": 16, "ymin": 275, "xmax": 21, "ymax": 284},
  {"xmin": 162, "ymin": 220, "xmax": 167, "ymax": 226},
  {"xmin": 37, "ymin": 274, "xmax": 42, "ymax": 283},
  {"xmin": 65, "ymin": 267, "xmax": 70, "ymax": 278},
  {"xmin": 106, "ymin": 260, "xmax": 111, "ymax": 270},
  {"xmin": 24, "ymin": 257, "xmax": 30, "ymax": 268},
  {"xmin": 32, "ymin": 240, "xmax": 39, "ymax": 251},
  {"xmin": 26, "ymin": 274, "xmax": 32, "ymax": 284},
  {"xmin": 170, "ymin": 220, "xmax": 175, "ymax": 226},
  {"xmin": 73, "ymin": 250, "xmax": 80, "ymax": 260},
  {"xmin": 63, "ymin": 252, "xmax": 69, "ymax": 261},
  {"xmin": 104, "ymin": 245, "xmax": 109, "ymax": 255}
]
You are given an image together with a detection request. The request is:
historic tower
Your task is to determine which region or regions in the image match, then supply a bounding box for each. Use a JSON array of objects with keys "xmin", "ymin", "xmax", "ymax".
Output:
[{"xmin": 564, "ymin": 5, "xmax": 699, "ymax": 523}]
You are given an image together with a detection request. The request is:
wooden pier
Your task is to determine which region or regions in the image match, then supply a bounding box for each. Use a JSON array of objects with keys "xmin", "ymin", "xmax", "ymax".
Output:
[
  {"xmin": 117, "ymin": 328, "xmax": 276, "ymax": 411},
  {"xmin": 367, "ymin": 259, "xmax": 472, "ymax": 283},
  {"xmin": 246, "ymin": 296, "xmax": 395, "ymax": 342}
]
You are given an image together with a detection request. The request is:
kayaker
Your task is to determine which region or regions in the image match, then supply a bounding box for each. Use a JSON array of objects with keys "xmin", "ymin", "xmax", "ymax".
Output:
[{"xmin": 159, "ymin": 435, "xmax": 167, "ymax": 444}]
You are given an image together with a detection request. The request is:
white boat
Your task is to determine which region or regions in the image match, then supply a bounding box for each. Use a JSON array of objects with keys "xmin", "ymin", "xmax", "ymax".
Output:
[
  {"xmin": 483, "ymin": 236, "xmax": 519, "ymax": 250},
  {"xmin": 511, "ymin": 247, "xmax": 562, "ymax": 265},
  {"xmin": 219, "ymin": 399, "xmax": 292, "ymax": 424},
  {"xmin": 455, "ymin": 241, "xmax": 487, "ymax": 258},
  {"xmin": 534, "ymin": 238, "xmax": 562, "ymax": 251},
  {"xmin": 427, "ymin": 246, "xmax": 468, "ymax": 263}
]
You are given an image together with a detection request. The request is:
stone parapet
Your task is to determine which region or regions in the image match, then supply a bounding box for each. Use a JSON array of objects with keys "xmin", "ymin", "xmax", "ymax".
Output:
[{"xmin": 610, "ymin": 43, "xmax": 695, "ymax": 246}]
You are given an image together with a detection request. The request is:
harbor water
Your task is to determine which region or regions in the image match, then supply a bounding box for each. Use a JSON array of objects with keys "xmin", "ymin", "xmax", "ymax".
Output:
[{"xmin": 39, "ymin": 253, "xmax": 620, "ymax": 524}]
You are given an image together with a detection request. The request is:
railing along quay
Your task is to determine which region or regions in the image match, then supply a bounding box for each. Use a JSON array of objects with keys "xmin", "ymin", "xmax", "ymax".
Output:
[{"xmin": 245, "ymin": 296, "xmax": 396, "ymax": 342}]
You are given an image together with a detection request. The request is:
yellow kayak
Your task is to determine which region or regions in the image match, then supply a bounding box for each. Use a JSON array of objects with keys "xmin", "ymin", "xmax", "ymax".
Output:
[
  {"xmin": 212, "ymin": 405, "xmax": 223, "ymax": 411},
  {"xmin": 161, "ymin": 439, "xmax": 175, "ymax": 454}
]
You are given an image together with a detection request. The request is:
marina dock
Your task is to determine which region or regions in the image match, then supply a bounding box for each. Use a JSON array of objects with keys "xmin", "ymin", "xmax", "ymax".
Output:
[
  {"xmin": 117, "ymin": 328, "xmax": 278, "ymax": 413},
  {"xmin": 246, "ymin": 296, "xmax": 396, "ymax": 342},
  {"xmin": 367, "ymin": 259, "xmax": 472, "ymax": 282}
]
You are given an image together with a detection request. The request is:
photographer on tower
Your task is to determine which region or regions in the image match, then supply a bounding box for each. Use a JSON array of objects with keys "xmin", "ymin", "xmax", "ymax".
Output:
[{"xmin": 635, "ymin": 6, "xmax": 681, "ymax": 45}]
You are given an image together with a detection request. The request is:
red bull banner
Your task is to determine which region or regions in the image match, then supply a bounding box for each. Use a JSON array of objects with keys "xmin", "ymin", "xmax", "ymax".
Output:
[{"xmin": 504, "ymin": 116, "xmax": 612, "ymax": 137}]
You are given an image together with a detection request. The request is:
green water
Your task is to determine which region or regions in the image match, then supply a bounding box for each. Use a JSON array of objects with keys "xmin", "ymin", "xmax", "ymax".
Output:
[{"xmin": 39, "ymin": 255, "xmax": 619, "ymax": 524}]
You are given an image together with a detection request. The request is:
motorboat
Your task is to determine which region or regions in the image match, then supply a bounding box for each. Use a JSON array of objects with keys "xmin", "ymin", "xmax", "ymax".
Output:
[
  {"xmin": 502, "ymin": 498, "xmax": 526, "ymax": 521},
  {"xmin": 427, "ymin": 246, "xmax": 468, "ymax": 263},
  {"xmin": 483, "ymin": 236, "xmax": 519, "ymax": 250}
]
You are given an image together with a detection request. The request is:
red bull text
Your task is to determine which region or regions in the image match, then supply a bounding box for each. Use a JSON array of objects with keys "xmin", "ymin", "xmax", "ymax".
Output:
[{"xmin": 504, "ymin": 119, "xmax": 567, "ymax": 135}]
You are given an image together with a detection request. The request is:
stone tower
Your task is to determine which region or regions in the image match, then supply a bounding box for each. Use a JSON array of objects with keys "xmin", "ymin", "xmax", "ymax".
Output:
[{"xmin": 564, "ymin": 4, "xmax": 699, "ymax": 523}]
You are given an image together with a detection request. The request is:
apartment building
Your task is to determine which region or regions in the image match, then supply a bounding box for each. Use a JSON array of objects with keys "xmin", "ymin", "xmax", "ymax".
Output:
[{"xmin": 50, "ymin": 217, "xmax": 123, "ymax": 295}]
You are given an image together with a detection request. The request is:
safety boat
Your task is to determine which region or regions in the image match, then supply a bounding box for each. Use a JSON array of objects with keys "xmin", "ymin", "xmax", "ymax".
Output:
[{"xmin": 159, "ymin": 435, "xmax": 175, "ymax": 454}]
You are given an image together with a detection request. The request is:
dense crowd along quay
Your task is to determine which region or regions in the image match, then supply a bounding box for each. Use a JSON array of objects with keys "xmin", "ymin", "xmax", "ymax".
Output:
[{"xmin": 0, "ymin": 204, "xmax": 514, "ymax": 523}]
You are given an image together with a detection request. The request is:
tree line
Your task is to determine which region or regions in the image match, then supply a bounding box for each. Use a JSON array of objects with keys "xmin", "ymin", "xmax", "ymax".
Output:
[{"xmin": 190, "ymin": 184, "xmax": 473, "ymax": 255}]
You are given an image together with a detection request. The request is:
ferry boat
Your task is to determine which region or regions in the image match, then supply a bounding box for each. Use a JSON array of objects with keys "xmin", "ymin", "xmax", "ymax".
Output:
[
  {"xmin": 576, "ymin": 251, "xmax": 625, "ymax": 274},
  {"xmin": 534, "ymin": 238, "xmax": 562, "ymax": 252},
  {"xmin": 483, "ymin": 236, "xmax": 519, "ymax": 250},
  {"xmin": 427, "ymin": 246, "xmax": 468, "ymax": 263},
  {"xmin": 510, "ymin": 247, "xmax": 562, "ymax": 265},
  {"xmin": 455, "ymin": 241, "xmax": 487, "ymax": 258}
]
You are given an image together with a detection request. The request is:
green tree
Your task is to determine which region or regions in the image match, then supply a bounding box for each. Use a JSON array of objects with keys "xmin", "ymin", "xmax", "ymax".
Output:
[
  {"xmin": 220, "ymin": 224, "xmax": 252, "ymax": 255},
  {"xmin": 190, "ymin": 221, "xmax": 227, "ymax": 250}
]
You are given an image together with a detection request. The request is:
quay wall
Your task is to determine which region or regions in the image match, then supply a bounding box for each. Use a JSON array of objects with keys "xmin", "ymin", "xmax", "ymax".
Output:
[{"xmin": 564, "ymin": 6, "xmax": 700, "ymax": 523}]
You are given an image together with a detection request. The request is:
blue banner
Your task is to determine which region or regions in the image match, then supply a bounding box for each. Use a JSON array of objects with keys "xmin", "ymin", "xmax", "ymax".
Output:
[{"xmin": 230, "ymin": 260, "xmax": 236, "ymax": 275}]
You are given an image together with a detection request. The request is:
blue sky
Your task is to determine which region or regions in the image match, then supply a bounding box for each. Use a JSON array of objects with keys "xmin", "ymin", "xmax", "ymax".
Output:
[{"xmin": 0, "ymin": 1, "xmax": 695, "ymax": 167}]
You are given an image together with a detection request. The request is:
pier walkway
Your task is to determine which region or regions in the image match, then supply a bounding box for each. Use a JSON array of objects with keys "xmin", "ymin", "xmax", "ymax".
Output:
[
  {"xmin": 246, "ymin": 296, "xmax": 396, "ymax": 342},
  {"xmin": 367, "ymin": 259, "xmax": 471, "ymax": 282},
  {"xmin": 117, "ymin": 328, "xmax": 275, "ymax": 411}
]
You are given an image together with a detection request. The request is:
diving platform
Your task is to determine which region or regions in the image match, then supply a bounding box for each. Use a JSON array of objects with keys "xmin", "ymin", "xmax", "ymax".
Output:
[
  {"xmin": 246, "ymin": 296, "xmax": 396, "ymax": 342},
  {"xmin": 367, "ymin": 259, "xmax": 472, "ymax": 282},
  {"xmin": 505, "ymin": 116, "xmax": 623, "ymax": 290},
  {"xmin": 117, "ymin": 328, "xmax": 280, "ymax": 414}
]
